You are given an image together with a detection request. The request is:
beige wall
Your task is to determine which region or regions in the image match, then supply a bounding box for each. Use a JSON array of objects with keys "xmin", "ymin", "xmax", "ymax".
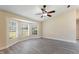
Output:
[
  {"xmin": 42, "ymin": 10, "xmax": 76, "ymax": 43},
  {"xmin": 76, "ymin": 9, "xmax": 79, "ymax": 20},
  {"xmin": 0, "ymin": 11, "xmax": 41, "ymax": 50},
  {"xmin": 0, "ymin": 11, "xmax": 6, "ymax": 49}
]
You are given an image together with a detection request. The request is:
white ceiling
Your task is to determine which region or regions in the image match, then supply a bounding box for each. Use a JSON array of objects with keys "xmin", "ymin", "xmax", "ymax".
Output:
[{"xmin": 0, "ymin": 5, "xmax": 77, "ymax": 21}]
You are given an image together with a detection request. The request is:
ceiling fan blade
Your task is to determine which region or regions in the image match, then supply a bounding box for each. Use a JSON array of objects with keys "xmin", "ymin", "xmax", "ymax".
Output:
[
  {"xmin": 41, "ymin": 15, "xmax": 43, "ymax": 18},
  {"xmin": 47, "ymin": 14, "xmax": 52, "ymax": 17},
  {"xmin": 41, "ymin": 8, "xmax": 45, "ymax": 11},
  {"xmin": 48, "ymin": 10, "xmax": 55, "ymax": 13},
  {"xmin": 43, "ymin": 5, "xmax": 46, "ymax": 8},
  {"xmin": 67, "ymin": 5, "xmax": 70, "ymax": 8}
]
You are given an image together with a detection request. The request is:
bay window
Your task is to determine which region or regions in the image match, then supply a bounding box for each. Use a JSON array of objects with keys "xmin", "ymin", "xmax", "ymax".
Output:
[{"xmin": 8, "ymin": 18, "xmax": 38, "ymax": 40}]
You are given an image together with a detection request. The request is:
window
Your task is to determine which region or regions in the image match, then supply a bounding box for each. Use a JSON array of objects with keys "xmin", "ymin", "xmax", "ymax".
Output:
[
  {"xmin": 8, "ymin": 18, "xmax": 38, "ymax": 40},
  {"xmin": 8, "ymin": 20, "xmax": 18, "ymax": 39},
  {"xmin": 20, "ymin": 22, "xmax": 29, "ymax": 37},
  {"xmin": 31, "ymin": 24, "xmax": 38, "ymax": 35}
]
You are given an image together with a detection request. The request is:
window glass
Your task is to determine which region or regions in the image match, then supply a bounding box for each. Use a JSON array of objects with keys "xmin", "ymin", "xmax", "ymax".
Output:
[
  {"xmin": 9, "ymin": 20, "xmax": 18, "ymax": 39},
  {"xmin": 21, "ymin": 22, "xmax": 29, "ymax": 37},
  {"xmin": 31, "ymin": 24, "xmax": 38, "ymax": 35}
]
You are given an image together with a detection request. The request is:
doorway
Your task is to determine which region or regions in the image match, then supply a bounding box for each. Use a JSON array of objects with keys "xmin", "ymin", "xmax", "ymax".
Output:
[{"xmin": 76, "ymin": 20, "xmax": 79, "ymax": 43}]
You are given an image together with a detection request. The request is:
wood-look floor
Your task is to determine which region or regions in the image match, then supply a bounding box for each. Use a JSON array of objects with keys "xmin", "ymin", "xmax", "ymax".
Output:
[{"xmin": 0, "ymin": 38, "xmax": 79, "ymax": 54}]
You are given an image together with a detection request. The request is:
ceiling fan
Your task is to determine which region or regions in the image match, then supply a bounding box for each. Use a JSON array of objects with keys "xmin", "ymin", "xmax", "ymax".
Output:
[
  {"xmin": 36, "ymin": 5, "xmax": 70, "ymax": 18},
  {"xmin": 36, "ymin": 5, "xmax": 55, "ymax": 18}
]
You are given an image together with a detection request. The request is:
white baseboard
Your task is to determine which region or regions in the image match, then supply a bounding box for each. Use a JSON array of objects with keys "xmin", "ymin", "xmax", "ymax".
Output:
[{"xmin": 42, "ymin": 37, "xmax": 77, "ymax": 43}]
